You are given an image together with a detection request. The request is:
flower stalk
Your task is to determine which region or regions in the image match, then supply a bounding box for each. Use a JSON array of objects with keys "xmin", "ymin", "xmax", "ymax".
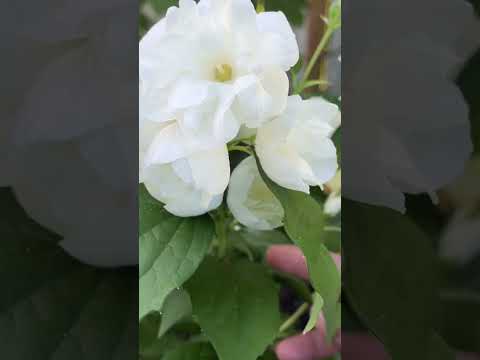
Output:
[
  {"xmin": 296, "ymin": 26, "xmax": 334, "ymax": 94},
  {"xmin": 279, "ymin": 302, "xmax": 310, "ymax": 333},
  {"xmin": 295, "ymin": 0, "xmax": 341, "ymax": 94},
  {"xmin": 213, "ymin": 206, "xmax": 229, "ymax": 258},
  {"xmin": 256, "ymin": 0, "xmax": 265, "ymax": 13}
]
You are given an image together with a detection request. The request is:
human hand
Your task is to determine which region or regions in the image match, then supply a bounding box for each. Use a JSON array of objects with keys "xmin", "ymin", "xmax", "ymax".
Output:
[
  {"xmin": 266, "ymin": 246, "xmax": 480, "ymax": 360},
  {"xmin": 266, "ymin": 245, "xmax": 341, "ymax": 360}
]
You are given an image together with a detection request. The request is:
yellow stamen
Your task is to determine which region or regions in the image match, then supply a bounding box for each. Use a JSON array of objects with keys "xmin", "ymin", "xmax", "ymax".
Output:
[{"xmin": 214, "ymin": 64, "xmax": 233, "ymax": 83}]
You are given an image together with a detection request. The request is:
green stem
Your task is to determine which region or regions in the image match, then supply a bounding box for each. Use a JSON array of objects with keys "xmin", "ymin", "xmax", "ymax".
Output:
[
  {"xmin": 214, "ymin": 209, "xmax": 228, "ymax": 258},
  {"xmin": 256, "ymin": 0, "xmax": 265, "ymax": 13},
  {"xmin": 279, "ymin": 302, "xmax": 310, "ymax": 333},
  {"xmin": 228, "ymin": 145, "xmax": 253, "ymax": 155},
  {"xmin": 302, "ymin": 80, "xmax": 330, "ymax": 90},
  {"xmin": 296, "ymin": 27, "xmax": 334, "ymax": 94},
  {"xmin": 217, "ymin": 221, "xmax": 228, "ymax": 259}
]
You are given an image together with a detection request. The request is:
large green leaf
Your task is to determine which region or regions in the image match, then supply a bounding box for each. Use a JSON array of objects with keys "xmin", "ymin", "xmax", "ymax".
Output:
[
  {"xmin": 139, "ymin": 186, "xmax": 215, "ymax": 319},
  {"xmin": 140, "ymin": 333, "xmax": 182, "ymax": 360},
  {"xmin": 185, "ymin": 258, "xmax": 281, "ymax": 360},
  {"xmin": 230, "ymin": 228, "xmax": 291, "ymax": 260},
  {"xmin": 140, "ymin": 311, "xmax": 162, "ymax": 352},
  {"xmin": 255, "ymin": 156, "xmax": 341, "ymax": 340},
  {"xmin": 158, "ymin": 289, "xmax": 192, "ymax": 337},
  {"xmin": 258, "ymin": 350, "xmax": 278, "ymax": 360},
  {"xmin": 343, "ymin": 199, "xmax": 453, "ymax": 359},
  {"xmin": 0, "ymin": 188, "xmax": 136, "ymax": 360}
]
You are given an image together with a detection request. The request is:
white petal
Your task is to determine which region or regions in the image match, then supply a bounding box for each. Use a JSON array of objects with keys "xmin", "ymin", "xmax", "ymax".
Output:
[
  {"xmin": 165, "ymin": 0, "xmax": 198, "ymax": 34},
  {"xmin": 201, "ymin": 0, "xmax": 257, "ymax": 32},
  {"xmin": 256, "ymin": 95, "xmax": 340, "ymax": 192},
  {"xmin": 168, "ymin": 78, "xmax": 209, "ymax": 110},
  {"xmin": 256, "ymin": 11, "xmax": 300, "ymax": 70},
  {"xmin": 145, "ymin": 123, "xmax": 191, "ymax": 165},
  {"xmin": 178, "ymin": 90, "xmax": 241, "ymax": 144},
  {"xmin": 256, "ymin": 140, "xmax": 310, "ymax": 193},
  {"xmin": 301, "ymin": 97, "xmax": 341, "ymax": 135},
  {"xmin": 227, "ymin": 156, "xmax": 284, "ymax": 230},
  {"xmin": 324, "ymin": 194, "xmax": 341, "ymax": 216},
  {"xmin": 232, "ymin": 69, "xmax": 288, "ymax": 129},
  {"xmin": 188, "ymin": 145, "xmax": 230, "ymax": 195},
  {"xmin": 143, "ymin": 162, "xmax": 222, "ymax": 217},
  {"xmin": 288, "ymin": 130, "xmax": 338, "ymax": 185},
  {"xmin": 139, "ymin": 120, "xmax": 168, "ymax": 182},
  {"xmin": 140, "ymin": 21, "xmax": 191, "ymax": 89}
]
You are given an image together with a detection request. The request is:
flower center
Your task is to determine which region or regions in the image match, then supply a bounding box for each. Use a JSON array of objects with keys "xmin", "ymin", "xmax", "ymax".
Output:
[{"xmin": 214, "ymin": 64, "xmax": 233, "ymax": 83}]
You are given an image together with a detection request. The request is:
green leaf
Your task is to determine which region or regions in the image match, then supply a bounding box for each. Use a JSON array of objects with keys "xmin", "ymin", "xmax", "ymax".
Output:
[
  {"xmin": 328, "ymin": 0, "xmax": 341, "ymax": 30},
  {"xmin": 324, "ymin": 227, "xmax": 341, "ymax": 253},
  {"xmin": 158, "ymin": 289, "xmax": 192, "ymax": 337},
  {"xmin": 343, "ymin": 199, "xmax": 453, "ymax": 359},
  {"xmin": 290, "ymin": 57, "xmax": 304, "ymax": 90},
  {"xmin": 185, "ymin": 258, "xmax": 281, "ymax": 360},
  {"xmin": 162, "ymin": 343, "xmax": 217, "ymax": 360},
  {"xmin": 150, "ymin": 0, "xmax": 177, "ymax": 14},
  {"xmin": 140, "ymin": 311, "xmax": 162, "ymax": 351},
  {"xmin": 140, "ymin": 333, "xmax": 182, "ymax": 360},
  {"xmin": 325, "ymin": 301, "xmax": 341, "ymax": 342},
  {"xmin": 258, "ymin": 349, "xmax": 278, "ymax": 360},
  {"xmin": 231, "ymin": 228, "xmax": 291, "ymax": 259},
  {"xmin": 0, "ymin": 188, "xmax": 137, "ymax": 360},
  {"xmin": 139, "ymin": 185, "xmax": 215, "ymax": 319},
  {"xmin": 303, "ymin": 292, "xmax": 324, "ymax": 334},
  {"xmin": 239, "ymin": 229, "xmax": 291, "ymax": 249},
  {"xmin": 255, "ymin": 155, "xmax": 341, "ymax": 340}
]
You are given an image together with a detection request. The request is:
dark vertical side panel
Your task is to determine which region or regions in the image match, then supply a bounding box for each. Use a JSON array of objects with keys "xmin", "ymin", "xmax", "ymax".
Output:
[
  {"xmin": 343, "ymin": 1, "xmax": 480, "ymax": 358},
  {"xmin": 0, "ymin": 1, "xmax": 139, "ymax": 358}
]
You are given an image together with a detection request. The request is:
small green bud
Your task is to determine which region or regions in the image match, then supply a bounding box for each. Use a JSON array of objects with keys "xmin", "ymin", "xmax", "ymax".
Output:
[{"xmin": 328, "ymin": 0, "xmax": 341, "ymax": 30}]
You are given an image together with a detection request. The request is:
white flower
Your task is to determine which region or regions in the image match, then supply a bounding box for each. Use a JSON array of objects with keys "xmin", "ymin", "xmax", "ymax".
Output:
[
  {"xmin": 324, "ymin": 170, "xmax": 341, "ymax": 216},
  {"xmin": 256, "ymin": 95, "xmax": 340, "ymax": 193},
  {"xmin": 141, "ymin": 123, "xmax": 230, "ymax": 217},
  {"xmin": 139, "ymin": 0, "xmax": 299, "ymax": 144},
  {"xmin": 227, "ymin": 156, "xmax": 284, "ymax": 230},
  {"xmin": 324, "ymin": 195, "xmax": 341, "ymax": 216}
]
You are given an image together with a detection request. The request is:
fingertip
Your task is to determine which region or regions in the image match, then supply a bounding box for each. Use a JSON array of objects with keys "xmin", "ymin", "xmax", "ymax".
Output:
[
  {"xmin": 266, "ymin": 245, "xmax": 310, "ymax": 280},
  {"xmin": 275, "ymin": 334, "xmax": 313, "ymax": 360},
  {"xmin": 275, "ymin": 328, "xmax": 338, "ymax": 360}
]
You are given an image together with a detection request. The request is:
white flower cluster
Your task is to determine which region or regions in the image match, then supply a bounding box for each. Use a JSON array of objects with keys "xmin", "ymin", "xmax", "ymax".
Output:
[{"xmin": 139, "ymin": 0, "xmax": 340, "ymax": 229}]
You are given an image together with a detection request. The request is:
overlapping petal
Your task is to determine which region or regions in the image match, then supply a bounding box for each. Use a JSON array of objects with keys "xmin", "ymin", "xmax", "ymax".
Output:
[
  {"xmin": 142, "ymin": 146, "xmax": 228, "ymax": 217},
  {"xmin": 139, "ymin": 0, "xmax": 299, "ymax": 144},
  {"xmin": 256, "ymin": 96, "xmax": 340, "ymax": 193},
  {"xmin": 227, "ymin": 156, "xmax": 284, "ymax": 230}
]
